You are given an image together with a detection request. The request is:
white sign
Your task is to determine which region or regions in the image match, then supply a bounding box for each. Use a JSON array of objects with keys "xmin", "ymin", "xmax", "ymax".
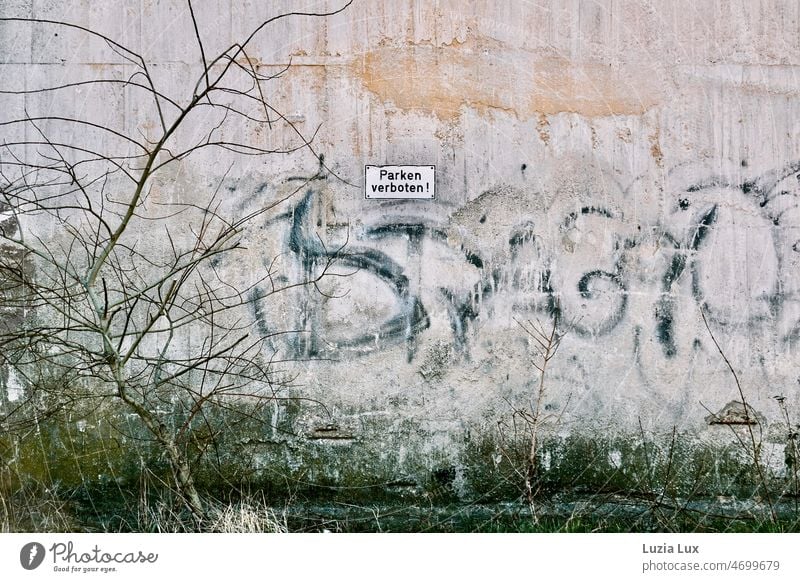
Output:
[{"xmin": 365, "ymin": 165, "xmax": 435, "ymax": 199}]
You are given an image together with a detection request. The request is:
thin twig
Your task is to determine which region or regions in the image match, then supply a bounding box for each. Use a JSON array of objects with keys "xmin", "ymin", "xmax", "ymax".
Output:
[{"xmin": 699, "ymin": 307, "xmax": 777, "ymax": 522}]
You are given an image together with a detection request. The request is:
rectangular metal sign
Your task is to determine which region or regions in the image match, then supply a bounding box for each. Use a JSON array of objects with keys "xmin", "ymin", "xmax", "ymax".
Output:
[{"xmin": 365, "ymin": 165, "xmax": 435, "ymax": 200}]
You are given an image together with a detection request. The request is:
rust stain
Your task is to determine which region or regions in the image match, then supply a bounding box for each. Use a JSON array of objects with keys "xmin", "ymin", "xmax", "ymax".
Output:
[
  {"xmin": 355, "ymin": 42, "xmax": 662, "ymax": 120},
  {"xmin": 536, "ymin": 112, "xmax": 550, "ymax": 145},
  {"xmin": 649, "ymin": 127, "xmax": 664, "ymax": 168}
]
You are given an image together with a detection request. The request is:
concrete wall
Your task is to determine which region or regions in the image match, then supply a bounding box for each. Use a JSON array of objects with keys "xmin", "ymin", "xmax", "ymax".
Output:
[{"xmin": 3, "ymin": 0, "xmax": 800, "ymax": 492}]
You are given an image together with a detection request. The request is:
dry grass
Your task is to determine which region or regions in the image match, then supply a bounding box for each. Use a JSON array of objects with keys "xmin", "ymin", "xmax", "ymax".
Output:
[
  {"xmin": 132, "ymin": 476, "xmax": 289, "ymax": 533},
  {"xmin": 0, "ymin": 485, "xmax": 77, "ymax": 533},
  {"xmin": 206, "ymin": 498, "xmax": 288, "ymax": 533}
]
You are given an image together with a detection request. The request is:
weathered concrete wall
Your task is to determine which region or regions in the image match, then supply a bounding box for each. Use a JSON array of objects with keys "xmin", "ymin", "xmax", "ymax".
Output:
[{"xmin": 3, "ymin": 0, "xmax": 800, "ymax": 496}]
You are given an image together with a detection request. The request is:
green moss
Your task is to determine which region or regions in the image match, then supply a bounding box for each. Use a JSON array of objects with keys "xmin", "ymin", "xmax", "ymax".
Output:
[
  {"xmin": 461, "ymin": 431, "xmax": 778, "ymax": 502},
  {"xmin": 1, "ymin": 409, "xmax": 149, "ymax": 491},
  {"xmin": 3, "ymin": 396, "xmax": 799, "ymax": 531}
]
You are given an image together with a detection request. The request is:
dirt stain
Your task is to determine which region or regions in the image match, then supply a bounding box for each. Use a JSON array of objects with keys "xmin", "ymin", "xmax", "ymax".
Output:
[{"xmin": 649, "ymin": 127, "xmax": 664, "ymax": 168}]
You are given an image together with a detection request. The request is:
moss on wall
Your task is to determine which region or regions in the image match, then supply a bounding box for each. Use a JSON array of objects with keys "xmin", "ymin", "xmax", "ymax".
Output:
[{"xmin": 2, "ymin": 396, "xmax": 797, "ymax": 531}]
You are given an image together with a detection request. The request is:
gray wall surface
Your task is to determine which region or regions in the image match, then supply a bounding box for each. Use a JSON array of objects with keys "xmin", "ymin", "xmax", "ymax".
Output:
[{"xmin": 3, "ymin": 0, "xmax": 800, "ymax": 488}]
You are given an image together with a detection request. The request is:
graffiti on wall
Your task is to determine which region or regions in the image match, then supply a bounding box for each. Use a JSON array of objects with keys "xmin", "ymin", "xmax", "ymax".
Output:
[{"xmin": 249, "ymin": 160, "xmax": 800, "ymax": 370}]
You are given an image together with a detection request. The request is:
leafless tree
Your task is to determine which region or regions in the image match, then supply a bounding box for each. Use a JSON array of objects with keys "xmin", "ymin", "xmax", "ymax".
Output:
[
  {"xmin": 0, "ymin": 1, "xmax": 352, "ymax": 523},
  {"xmin": 495, "ymin": 310, "xmax": 569, "ymax": 523}
]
